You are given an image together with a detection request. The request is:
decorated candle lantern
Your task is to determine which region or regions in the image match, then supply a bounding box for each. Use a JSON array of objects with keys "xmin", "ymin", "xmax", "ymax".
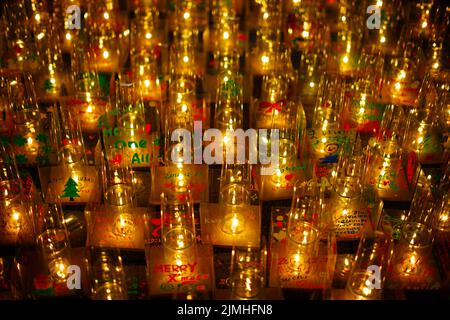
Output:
[
  {"xmin": 364, "ymin": 104, "xmax": 412, "ymax": 201},
  {"xmin": 285, "ymin": 1, "xmax": 326, "ymax": 51},
  {"xmin": 2, "ymin": 2, "xmax": 39, "ymax": 72},
  {"xmin": 0, "ymin": 144, "xmax": 36, "ymax": 248},
  {"xmin": 383, "ymin": 32, "xmax": 425, "ymax": 106},
  {"xmin": 214, "ymin": 71, "xmax": 244, "ymax": 138},
  {"xmin": 99, "ymin": 145, "xmax": 139, "ymax": 239},
  {"xmin": 284, "ymin": 180, "xmax": 327, "ymax": 275},
  {"xmin": 219, "ymin": 163, "xmax": 252, "ymax": 235},
  {"xmin": 34, "ymin": 19, "xmax": 67, "ymax": 102},
  {"xmin": 87, "ymin": 248, "xmax": 128, "ymax": 300},
  {"xmin": 36, "ymin": 198, "xmax": 72, "ymax": 284},
  {"xmin": 344, "ymin": 50, "xmax": 385, "ymax": 135},
  {"xmin": 160, "ymin": 191, "xmax": 197, "ymax": 252},
  {"xmin": 6, "ymin": 72, "xmax": 43, "ymax": 165},
  {"xmin": 404, "ymin": 108, "xmax": 446, "ymax": 165},
  {"xmin": 308, "ymin": 73, "xmax": 350, "ymax": 167},
  {"xmin": 345, "ymin": 230, "xmax": 393, "ymax": 300},
  {"xmin": 297, "ymin": 49, "xmax": 328, "ymax": 122},
  {"xmin": 328, "ymin": 138, "xmax": 366, "ymax": 224}
]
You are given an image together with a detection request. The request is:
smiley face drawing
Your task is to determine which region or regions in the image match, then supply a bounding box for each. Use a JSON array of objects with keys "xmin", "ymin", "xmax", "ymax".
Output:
[
  {"xmin": 325, "ymin": 142, "xmax": 339, "ymax": 156},
  {"xmin": 320, "ymin": 142, "xmax": 339, "ymax": 163}
]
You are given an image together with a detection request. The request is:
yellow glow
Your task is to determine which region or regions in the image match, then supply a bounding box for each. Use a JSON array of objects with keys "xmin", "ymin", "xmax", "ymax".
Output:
[
  {"xmin": 65, "ymin": 32, "xmax": 72, "ymax": 41},
  {"xmin": 341, "ymin": 16, "xmax": 346, "ymax": 22},
  {"xmin": 223, "ymin": 31, "xmax": 230, "ymax": 40},
  {"xmin": 344, "ymin": 258, "xmax": 349, "ymax": 267},
  {"xmin": 263, "ymin": 12, "xmax": 269, "ymax": 20},
  {"xmin": 183, "ymin": 12, "xmax": 190, "ymax": 20},
  {"xmin": 183, "ymin": 55, "xmax": 189, "ymax": 63},
  {"xmin": 144, "ymin": 79, "xmax": 150, "ymax": 87},
  {"xmin": 37, "ymin": 32, "xmax": 45, "ymax": 40},
  {"xmin": 12, "ymin": 211, "xmax": 20, "ymax": 222},
  {"xmin": 145, "ymin": 32, "xmax": 152, "ymax": 39},
  {"xmin": 103, "ymin": 12, "xmax": 109, "ymax": 20},
  {"xmin": 103, "ymin": 50, "xmax": 110, "ymax": 59},
  {"xmin": 395, "ymin": 82, "xmax": 401, "ymax": 91},
  {"xmin": 27, "ymin": 137, "xmax": 33, "ymax": 145},
  {"xmin": 362, "ymin": 286, "xmax": 372, "ymax": 296},
  {"xmin": 309, "ymin": 81, "xmax": 315, "ymax": 88},
  {"xmin": 231, "ymin": 216, "xmax": 239, "ymax": 232},
  {"xmin": 421, "ymin": 21, "xmax": 427, "ymax": 29},
  {"xmin": 35, "ymin": 13, "xmax": 41, "ymax": 21},
  {"xmin": 261, "ymin": 55, "xmax": 269, "ymax": 64},
  {"xmin": 342, "ymin": 55, "xmax": 349, "ymax": 64},
  {"xmin": 380, "ymin": 36, "xmax": 386, "ymax": 43},
  {"xmin": 123, "ymin": 29, "xmax": 130, "ymax": 36},
  {"xmin": 433, "ymin": 62, "xmax": 439, "ymax": 69},
  {"xmin": 301, "ymin": 30, "xmax": 309, "ymax": 38},
  {"xmin": 376, "ymin": 1, "xmax": 383, "ymax": 7}
]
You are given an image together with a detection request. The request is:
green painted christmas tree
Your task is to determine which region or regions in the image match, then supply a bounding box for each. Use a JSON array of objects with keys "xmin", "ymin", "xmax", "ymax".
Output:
[{"xmin": 61, "ymin": 177, "xmax": 80, "ymax": 201}]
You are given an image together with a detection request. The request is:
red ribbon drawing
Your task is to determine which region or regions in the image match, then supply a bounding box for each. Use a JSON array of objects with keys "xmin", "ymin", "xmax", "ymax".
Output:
[{"xmin": 259, "ymin": 100, "xmax": 286, "ymax": 113}]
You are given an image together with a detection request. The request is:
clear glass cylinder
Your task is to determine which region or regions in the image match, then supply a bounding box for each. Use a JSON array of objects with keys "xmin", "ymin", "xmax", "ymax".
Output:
[
  {"xmin": 345, "ymin": 230, "xmax": 393, "ymax": 300},
  {"xmin": 160, "ymin": 191, "xmax": 196, "ymax": 252},
  {"xmin": 230, "ymin": 244, "xmax": 267, "ymax": 299},
  {"xmin": 87, "ymin": 247, "xmax": 128, "ymax": 300}
]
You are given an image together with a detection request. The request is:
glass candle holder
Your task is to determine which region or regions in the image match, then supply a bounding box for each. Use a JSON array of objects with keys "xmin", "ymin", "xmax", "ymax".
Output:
[
  {"xmin": 2, "ymin": 2, "xmax": 38, "ymax": 71},
  {"xmin": 160, "ymin": 191, "xmax": 196, "ymax": 252},
  {"xmin": 34, "ymin": 18, "xmax": 65, "ymax": 101},
  {"xmin": 169, "ymin": 41, "xmax": 202, "ymax": 83},
  {"xmin": 297, "ymin": 49, "xmax": 327, "ymax": 121},
  {"xmin": 101, "ymin": 146, "xmax": 134, "ymax": 207},
  {"xmin": 7, "ymin": 72, "xmax": 40, "ymax": 126},
  {"xmin": 394, "ymin": 222, "xmax": 433, "ymax": 277},
  {"xmin": 100, "ymin": 146, "xmax": 137, "ymax": 239},
  {"xmin": 219, "ymin": 163, "xmax": 251, "ymax": 235},
  {"xmin": 167, "ymin": 78, "xmax": 196, "ymax": 134},
  {"xmin": 404, "ymin": 109, "xmax": 445, "ymax": 165},
  {"xmin": 214, "ymin": 71, "xmax": 244, "ymax": 136},
  {"xmin": 87, "ymin": 248, "xmax": 128, "ymax": 300},
  {"xmin": 286, "ymin": 180, "xmax": 325, "ymax": 272},
  {"xmin": 37, "ymin": 196, "xmax": 72, "ymax": 283},
  {"xmin": 69, "ymin": 94, "xmax": 108, "ymax": 133},
  {"xmin": 230, "ymin": 244, "xmax": 267, "ymax": 299},
  {"xmin": 0, "ymin": 144, "xmax": 35, "ymax": 247},
  {"xmin": 329, "ymin": 140, "xmax": 366, "ymax": 223},
  {"xmin": 131, "ymin": 54, "xmax": 163, "ymax": 102},
  {"xmin": 432, "ymin": 193, "xmax": 450, "ymax": 232},
  {"xmin": 313, "ymin": 73, "xmax": 346, "ymax": 130},
  {"xmin": 115, "ymin": 72, "xmax": 146, "ymax": 139},
  {"xmin": 345, "ymin": 230, "xmax": 393, "ymax": 300},
  {"xmin": 56, "ymin": 105, "xmax": 86, "ymax": 165}
]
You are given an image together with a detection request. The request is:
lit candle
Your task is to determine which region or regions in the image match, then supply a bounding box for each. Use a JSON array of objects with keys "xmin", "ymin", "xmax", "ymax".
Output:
[
  {"xmin": 221, "ymin": 210, "xmax": 244, "ymax": 235},
  {"xmin": 112, "ymin": 213, "xmax": 135, "ymax": 238},
  {"xmin": 401, "ymin": 252, "xmax": 420, "ymax": 275},
  {"xmin": 48, "ymin": 257, "xmax": 70, "ymax": 282}
]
